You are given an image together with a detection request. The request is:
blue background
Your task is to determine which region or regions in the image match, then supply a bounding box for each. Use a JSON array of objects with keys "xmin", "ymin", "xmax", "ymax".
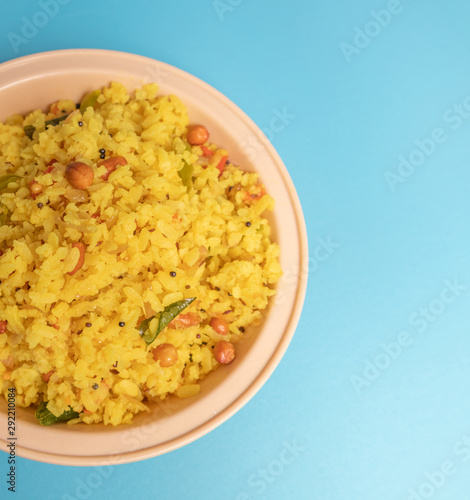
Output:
[{"xmin": 2, "ymin": 0, "xmax": 470, "ymax": 499}]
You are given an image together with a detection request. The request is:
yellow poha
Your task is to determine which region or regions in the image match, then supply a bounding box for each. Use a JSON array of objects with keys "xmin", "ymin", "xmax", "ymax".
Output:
[{"xmin": 0, "ymin": 82, "xmax": 282, "ymax": 426}]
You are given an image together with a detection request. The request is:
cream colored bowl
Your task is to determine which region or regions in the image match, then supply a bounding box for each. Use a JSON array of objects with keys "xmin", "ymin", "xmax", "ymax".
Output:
[{"xmin": 0, "ymin": 49, "xmax": 308, "ymax": 465}]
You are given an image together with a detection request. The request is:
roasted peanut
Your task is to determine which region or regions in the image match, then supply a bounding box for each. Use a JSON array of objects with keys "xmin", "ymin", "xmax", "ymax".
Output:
[
  {"xmin": 42, "ymin": 370, "xmax": 54, "ymax": 383},
  {"xmin": 98, "ymin": 156, "xmax": 128, "ymax": 181},
  {"xmin": 187, "ymin": 125, "xmax": 209, "ymax": 145},
  {"xmin": 65, "ymin": 162, "xmax": 94, "ymax": 190},
  {"xmin": 64, "ymin": 109, "xmax": 81, "ymax": 124},
  {"xmin": 209, "ymin": 317, "xmax": 229, "ymax": 335},
  {"xmin": 152, "ymin": 343, "xmax": 178, "ymax": 367},
  {"xmin": 29, "ymin": 181, "xmax": 43, "ymax": 199},
  {"xmin": 68, "ymin": 242, "xmax": 86, "ymax": 276},
  {"xmin": 168, "ymin": 313, "xmax": 201, "ymax": 329},
  {"xmin": 213, "ymin": 341, "xmax": 235, "ymax": 364}
]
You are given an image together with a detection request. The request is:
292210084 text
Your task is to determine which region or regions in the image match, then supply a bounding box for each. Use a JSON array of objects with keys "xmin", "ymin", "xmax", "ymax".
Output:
[{"xmin": 6, "ymin": 387, "xmax": 16, "ymax": 493}]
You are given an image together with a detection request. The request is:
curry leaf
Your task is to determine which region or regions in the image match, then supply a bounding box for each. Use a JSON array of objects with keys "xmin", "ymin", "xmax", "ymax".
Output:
[
  {"xmin": 24, "ymin": 125, "xmax": 35, "ymax": 139},
  {"xmin": 24, "ymin": 114, "xmax": 68, "ymax": 139},
  {"xmin": 0, "ymin": 175, "xmax": 20, "ymax": 191},
  {"xmin": 45, "ymin": 114, "xmax": 69, "ymax": 127},
  {"xmin": 139, "ymin": 297, "xmax": 196, "ymax": 346},
  {"xmin": 24, "ymin": 90, "xmax": 101, "ymax": 139},
  {"xmin": 35, "ymin": 401, "xmax": 80, "ymax": 426}
]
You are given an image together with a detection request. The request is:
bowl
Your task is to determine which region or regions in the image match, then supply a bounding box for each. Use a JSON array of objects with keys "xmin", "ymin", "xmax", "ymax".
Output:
[{"xmin": 0, "ymin": 49, "xmax": 308, "ymax": 465}]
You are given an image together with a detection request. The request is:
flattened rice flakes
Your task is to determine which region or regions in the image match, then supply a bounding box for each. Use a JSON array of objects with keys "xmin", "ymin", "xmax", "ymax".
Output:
[{"xmin": 0, "ymin": 82, "xmax": 282, "ymax": 426}]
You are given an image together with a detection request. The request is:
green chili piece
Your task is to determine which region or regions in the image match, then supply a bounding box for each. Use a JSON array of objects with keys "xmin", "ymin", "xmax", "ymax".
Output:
[
  {"xmin": 0, "ymin": 175, "xmax": 20, "ymax": 191},
  {"xmin": 79, "ymin": 90, "xmax": 101, "ymax": 113},
  {"xmin": 0, "ymin": 204, "xmax": 10, "ymax": 227},
  {"xmin": 178, "ymin": 161, "xmax": 193, "ymax": 187}
]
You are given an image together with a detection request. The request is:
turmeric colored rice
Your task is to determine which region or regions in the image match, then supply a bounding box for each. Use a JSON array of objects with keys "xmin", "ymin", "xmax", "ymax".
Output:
[{"xmin": 0, "ymin": 82, "xmax": 282, "ymax": 426}]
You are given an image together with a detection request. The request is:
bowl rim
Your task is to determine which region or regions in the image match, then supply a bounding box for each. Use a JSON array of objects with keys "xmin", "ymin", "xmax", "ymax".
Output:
[{"xmin": 0, "ymin": 49, "xmax": 309, "ymax": 466}]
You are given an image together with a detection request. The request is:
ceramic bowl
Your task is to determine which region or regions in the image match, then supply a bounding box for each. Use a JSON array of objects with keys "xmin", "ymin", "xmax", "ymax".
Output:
[{"xmin": 0, "ymin": 49, "xmax": 308, "ymax": 465}]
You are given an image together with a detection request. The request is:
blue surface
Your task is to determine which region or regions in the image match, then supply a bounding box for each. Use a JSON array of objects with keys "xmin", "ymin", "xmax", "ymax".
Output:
[{"xmin": 2, "ymin": 0, "xmax": 470, "ymax": 499}]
